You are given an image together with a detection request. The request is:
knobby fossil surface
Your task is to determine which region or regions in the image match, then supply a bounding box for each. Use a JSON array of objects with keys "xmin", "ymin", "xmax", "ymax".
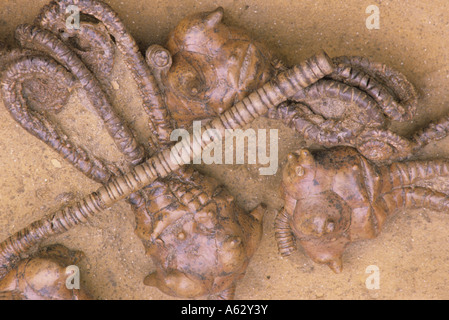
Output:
[
  {"xmin": 0, "ymin": 0, "xmax": 448, "ymax": 299},
  {"xmin": 276, "ymin": 147, "xmax": 449, "ymax": 272}
]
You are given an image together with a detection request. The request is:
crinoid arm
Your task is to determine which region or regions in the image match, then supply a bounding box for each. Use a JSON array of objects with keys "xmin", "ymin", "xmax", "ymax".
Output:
[
  {"xmin": 273, "ymin": 79, "xmax": 386, "ymax": 147},
  {"xmin": 14, "ymin": 24, "xmax": 145, "ymax": 166},
  {"xmin": 356, "ymin": 129, "xmax": 415, "ymax": 163},
  {"xmin": 1, "ymin": 54, "xmax": 115, "ymax": 183},
  {"xmin": 381, "ymin": 187, "xmax": 449, "ymax": 214},
  {"xmin": 36, "ymin": 0, "xmax": 173, "ymax": 148},
  {"xmin": 331, "ymin": 56, "xmax": 418, "ymax": 122}
]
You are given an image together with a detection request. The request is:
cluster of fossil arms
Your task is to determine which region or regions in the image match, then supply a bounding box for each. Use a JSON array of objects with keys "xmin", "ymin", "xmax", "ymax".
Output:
[{"xmin": 0, "ymin": 0, "xmax": 449, "ymax": 300}]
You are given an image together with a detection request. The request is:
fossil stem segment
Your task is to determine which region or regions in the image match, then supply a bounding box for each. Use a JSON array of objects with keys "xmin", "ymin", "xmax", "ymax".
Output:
[
  {"xmin": 0, "ymin": 52, "xmax": 334, "ymax": 275},
  {"xmin": 274, "ymin": 208, "xmax": 297, "ymax": 256}
]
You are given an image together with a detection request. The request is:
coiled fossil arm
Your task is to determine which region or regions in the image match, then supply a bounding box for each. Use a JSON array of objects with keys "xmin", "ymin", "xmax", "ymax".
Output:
[
  {"xmin": 14, "ymin": 23, "xmax": 145, "ymax": 167},
  {"xmin": 412, "ymin": 116, "xmax": 449, "ymax": 149},
  {"xmin": 1, "ymin": 54, "xmax": 114, "ymax": 183},
  {"xmin": 36, "ymin": 0, "xmax": 173, "ymax": 150},
  {"xmin": 274, "ymin": 208, "xmax": 296, "ymax": 256},
  {"xmin": 272, "ymin": 80, "xmax": 385, "ymax": 146},
  {"xmin": 0, "ymin": 51, "xmax": 334, "ymax": 278},
  {"xmin": 332, "ymin": 56, "xmax": 449, "ymax": 153},
  {"xmin": 330, "ymin": 56, "xmax": 418, "ymax": 122},
  {"xmin": 270, "ymin": 55, "xmax": 420, "ymax": 163}
]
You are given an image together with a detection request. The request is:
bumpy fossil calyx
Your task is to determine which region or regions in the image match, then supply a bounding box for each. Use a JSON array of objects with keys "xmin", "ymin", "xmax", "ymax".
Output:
[
  {"xmin": 130, "ymin": 168, "xmax": 265, "ymax": 299},
  {"xmin": 147, "ymin": 7, "xmax": 275, "ymax": 130},
  {"xmin": 276, "ymin": 147, "xmax": 449, "ymax": 272}
]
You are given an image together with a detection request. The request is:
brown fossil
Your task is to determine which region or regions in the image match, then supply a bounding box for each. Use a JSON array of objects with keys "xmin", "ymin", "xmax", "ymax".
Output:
[
  {"xmin": 0, "ymin": 245, "xmax": 91, "ymax": 300},
  {"xmin": 7, "ymin": 0, "xmax": 445, "ymax": 298},
  {"xmin": 147, "ymin": 7, "xmax": 275, "ymax": 130},
  {"xmin": 275, "ymin": 146, "xmax": 449, "ymax": 272},
  {"xmin": 270, "ymin": 56, "xmax": 420, "ymax": 163},
  {"xmin": 131, "ymin": 168, "xmax": 264, "ymax": 299}
]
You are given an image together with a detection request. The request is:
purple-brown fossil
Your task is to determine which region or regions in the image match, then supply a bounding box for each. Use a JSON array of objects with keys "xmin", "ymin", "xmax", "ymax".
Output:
[
  {"xmin": 275, "ymin": 146, "xmax": 449, "ymax": 272},
  {"xmin": 269, "ymin": 56, "xmax": 420, "ymax": 163}
]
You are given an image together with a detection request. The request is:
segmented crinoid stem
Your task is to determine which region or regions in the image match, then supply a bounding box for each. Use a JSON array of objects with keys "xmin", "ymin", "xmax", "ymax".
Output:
[
  {"xmin": 0, "ymin": 52, "xmax": 334, "ymax": 275},
  {"xmin": 36, "ymin": 0, "xmax": 173, "ymax": 150},
  {"xmin": 274, "ymin": 209, "xmax": 296, "ymax": 256},
  {"xmin": 14, "ymin": 23, "xmax": 145, "ymax": 167},
  {"xmin": 1, "ymin": 55, "xmax": 114, "ymax": 184},
  {"xmin": 331, "ymin": 56, "xmax": 418, "ymax": 122}
]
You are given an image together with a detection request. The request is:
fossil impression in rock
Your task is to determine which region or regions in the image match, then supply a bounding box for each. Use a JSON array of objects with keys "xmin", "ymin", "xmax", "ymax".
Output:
[
  {"xmin": 275, "ymin": 146, "xmax": 449, "ymax": 272},
  {"xmin": 0, "ymin": 245, "xmax": 90, "ymax": 300}
]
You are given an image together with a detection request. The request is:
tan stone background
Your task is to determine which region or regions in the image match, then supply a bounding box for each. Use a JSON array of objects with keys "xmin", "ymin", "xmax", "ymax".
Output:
[{"xmin": 0, "ymin": 0, "xmax": 449, "ymax": 299}]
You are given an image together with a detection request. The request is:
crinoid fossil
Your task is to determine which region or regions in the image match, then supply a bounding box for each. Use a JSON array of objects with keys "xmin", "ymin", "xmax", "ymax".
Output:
[{"xmin": 276, "ymin": 146, "xmax": 449, "ymax": 272}]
